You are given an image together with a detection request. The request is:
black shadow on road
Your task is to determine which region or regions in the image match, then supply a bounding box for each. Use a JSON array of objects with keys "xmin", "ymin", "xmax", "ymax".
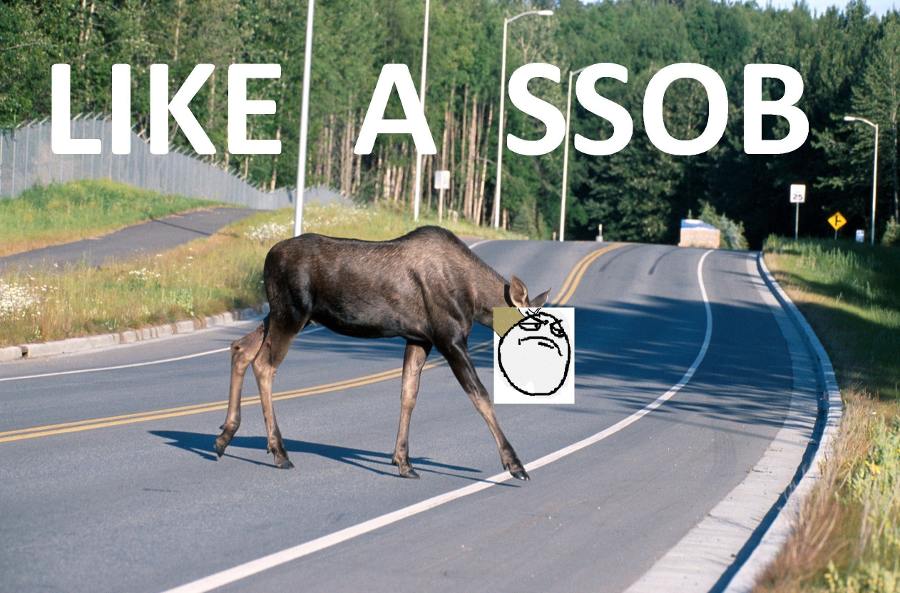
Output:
[{"xmin": 147, "ymin": 430, "xmax": 510, "ymax": 485}]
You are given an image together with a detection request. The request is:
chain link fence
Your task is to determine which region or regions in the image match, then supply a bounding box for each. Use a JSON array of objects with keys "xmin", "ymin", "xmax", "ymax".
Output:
[{"xmin": 0, "ymin": 114, "xmax": 301, "ymax": 210}]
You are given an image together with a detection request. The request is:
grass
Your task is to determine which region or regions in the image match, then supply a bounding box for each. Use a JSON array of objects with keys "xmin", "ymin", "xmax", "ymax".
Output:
[
  {"xmin": 754, "ymin": 237, "xmax": 900, "ymax": 593},
  {"xmin": 763, "ymin": 236, "xmax": 899, "ymax": 400},
  {"xmin": 0, "ymin": 180, "xmax": 217, "ymax": 257},
  {"xmin": 0, "ymin": 201, "xmax": 522, "ymax": 347}
]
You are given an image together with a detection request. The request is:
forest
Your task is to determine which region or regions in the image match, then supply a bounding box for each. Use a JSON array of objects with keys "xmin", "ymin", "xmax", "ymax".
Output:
[{"xmin": 0, "ymin": 0, "xmax": 897, "ymax": 246}]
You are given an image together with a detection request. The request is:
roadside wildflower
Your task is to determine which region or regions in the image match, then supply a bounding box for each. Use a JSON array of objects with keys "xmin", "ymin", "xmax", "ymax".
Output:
[
  {"xmin": 864, "ymin": 460, "xmax": 882, "ymax": 476},
  {"xmin": 245, "ymin": 222, "xmax": 290, "ymax": 242},
  {"xmin": 127, "ymin": 268, "xmax": 161, "ymax": 282},
  {"xmin": 0, "ymin": 280, "xmax": 40, "ymax": 320},
  {"xmin": 304, "ymin": 205, "xmax": 374, "ymax": 228}
]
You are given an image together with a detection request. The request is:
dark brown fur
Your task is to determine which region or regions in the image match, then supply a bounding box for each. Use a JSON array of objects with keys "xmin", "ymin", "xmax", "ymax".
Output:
[{"xmin": 215, "ymin": 226, "xmax": 548, "ymax": 479}]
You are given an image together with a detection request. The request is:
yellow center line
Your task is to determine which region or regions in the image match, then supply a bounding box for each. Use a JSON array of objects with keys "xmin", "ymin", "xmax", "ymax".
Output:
[
  {"xmin": 0, "ymin": 243, "xmax": 623, "ymax": 445},
  {"xmin": 555, "ymin": 243, "xmax": 622, "ymax": 305}
]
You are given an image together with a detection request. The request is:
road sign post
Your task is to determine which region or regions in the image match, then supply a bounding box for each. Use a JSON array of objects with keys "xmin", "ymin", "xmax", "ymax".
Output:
[
  {"xmin": 434, "ymin": 170, "xmax": 450, "ymax": 223},
  {"xmin": 790, "ymin": 184, "xmax": 806, "ymax": 240},
  {"xmin": 795, "ymin": 203, "xmax": 799, "ymax": 240}
]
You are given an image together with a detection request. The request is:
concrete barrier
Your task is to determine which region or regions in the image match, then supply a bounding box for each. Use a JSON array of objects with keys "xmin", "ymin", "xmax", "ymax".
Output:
[{"xmin": 0, "ymin": 346, "xmax": 23, "ymax": 362}]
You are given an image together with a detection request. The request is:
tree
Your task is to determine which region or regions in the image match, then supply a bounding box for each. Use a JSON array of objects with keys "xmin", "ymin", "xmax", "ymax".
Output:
[
  {"xmin": 1, "ymin": 0, "xmax": 896, "ymax": 244},
  {"xmin": 851, "ymin": 16, "xmax": 900, "ymax": 224}
]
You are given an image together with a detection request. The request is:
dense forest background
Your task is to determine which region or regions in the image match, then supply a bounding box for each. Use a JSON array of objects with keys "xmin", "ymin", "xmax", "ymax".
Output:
[{"xmin": 0, "ymin": 0, "xmax": 897, "ymax": 246}]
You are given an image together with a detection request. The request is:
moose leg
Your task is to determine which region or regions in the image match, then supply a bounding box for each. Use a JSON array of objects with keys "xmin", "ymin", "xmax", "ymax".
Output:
[
  {"xmin": 441, "ymin": 340, "xmax": 529, "ymax": 480},
  {"xmin": 392, "ymin": 340, "xmax": 432, "ymax": 479},
  {"xmin": 252, "ymin": 316, "xmax": 304, "ymax": 469},
  {"xmin": 215, "ymin": 323, "xmax": 265, "ymax": 457}
]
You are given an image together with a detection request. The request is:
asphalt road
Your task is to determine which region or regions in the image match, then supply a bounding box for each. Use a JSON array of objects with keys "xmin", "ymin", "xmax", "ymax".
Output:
[
  {"xmin": 0, "ymin": 207, "xmax": 255, "ymax": 271},
  {"xmin": 0, "ymin": 241, "xmax": 811, "ymax": 593}
]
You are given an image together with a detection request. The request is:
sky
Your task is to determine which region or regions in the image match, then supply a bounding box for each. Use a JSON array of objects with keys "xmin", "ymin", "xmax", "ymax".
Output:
[
  {"xmin": 763, "ymin": 0, "xmax": 897, "ymax": 15},
  {"xmin": 583, "ymin": 0, "xmax": 898, "ymax": 16}
]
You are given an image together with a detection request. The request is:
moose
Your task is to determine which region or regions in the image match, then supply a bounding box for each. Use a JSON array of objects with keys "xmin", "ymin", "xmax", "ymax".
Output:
[{"xmin": 214, "ymin": 226, "xmax": 549, "ymax": 480}]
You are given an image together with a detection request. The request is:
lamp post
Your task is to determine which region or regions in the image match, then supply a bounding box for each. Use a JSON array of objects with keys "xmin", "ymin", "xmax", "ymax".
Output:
[
  {"xmin": 844, "ymin": 115, "xmax": 879, "ymax": 246},
  {"xmin": 492, "ymin": 9, "xmax": 553, "ymax": 229},
  {"xmin": 293, "ymin": 0, "xmax": 315, "ymax": 236},
  {"xmin": 559, "ymin": 66, "xmax": 587, "ymax": 242},
  {"xmin": 412, "ymin": 0, "xmax": 431, "ymax": 222}
]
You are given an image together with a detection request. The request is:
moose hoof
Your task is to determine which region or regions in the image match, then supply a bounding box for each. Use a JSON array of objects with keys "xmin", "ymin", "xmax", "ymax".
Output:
[
  {"xmin": 214, "ymin": 439, "xmax": 227, "ymax": 458},
  {"xmin": 506, "ymin": 464, "xmax": 530, "ymax": 481},
  {"xmin": 398, "ymin": 466, "xmax": 420, "ymax": 479},
  {"xmin": 275, "ymin": 458, "xmax": 294, "ymax": 470}
]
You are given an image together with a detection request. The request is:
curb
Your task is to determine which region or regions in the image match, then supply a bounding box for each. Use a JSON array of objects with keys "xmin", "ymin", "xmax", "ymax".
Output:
[
  {"xmin": 720, "ymin": 253, "xmax": 843, "ymax": 591},
  {"xmin": 0, "ymin": 304, "xmax": 270, "ymax": 362}
]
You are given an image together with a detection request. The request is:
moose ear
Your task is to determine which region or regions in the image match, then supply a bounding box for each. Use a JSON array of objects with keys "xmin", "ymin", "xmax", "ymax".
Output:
[
  {"xmin": 507, "ymin": 275, "xmax": 529, "ymax": 308},
  {"xmin": 529, "ymin": 289, "xmax": 551, "ymax": 308}
]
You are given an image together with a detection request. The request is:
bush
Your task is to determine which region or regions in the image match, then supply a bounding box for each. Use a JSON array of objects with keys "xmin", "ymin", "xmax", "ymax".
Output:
[
  {"xmin": 882, "ymin": 218, "xmax": 900, "ymax": 247},
  {"xmin": 699, "ymin": 202, "xmax": 749, "ymax": 250}
]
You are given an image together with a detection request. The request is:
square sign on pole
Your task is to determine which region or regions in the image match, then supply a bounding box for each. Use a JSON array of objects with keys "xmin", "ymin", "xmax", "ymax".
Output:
[
  {"xmin": 434, "ymin": 170, "xmax": 450, "ymax": 190},
  {"xmin": 434, "ymin": 170, "xmax": 450, "ymax": 223},
  {"xmin": 790, "ymin": 183, "xmax": 806, "ymax": 240}
]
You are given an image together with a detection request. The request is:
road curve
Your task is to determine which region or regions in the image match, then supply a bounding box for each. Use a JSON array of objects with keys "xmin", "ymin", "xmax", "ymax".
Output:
[{"xmin": 0, "ymin": 241, "xmax": 809, "ymax": 593}]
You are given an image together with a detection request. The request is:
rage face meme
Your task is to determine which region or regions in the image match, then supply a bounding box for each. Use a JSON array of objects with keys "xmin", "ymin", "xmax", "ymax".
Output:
[{"xmin": 493, "ymin": 307, "xmax": 575, "ymax": 405}]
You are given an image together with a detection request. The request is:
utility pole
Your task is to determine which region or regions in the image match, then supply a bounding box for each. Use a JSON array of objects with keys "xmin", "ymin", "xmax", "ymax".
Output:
[
  {"xmin": 293, "ymin": 0, "xmax": 315, "ymax": 237},
  {"xmin": 844, "ymin": 115, "xmax": 879, "ymax": 245},
  {"xmin": 492, "ymin": 9, "xmax": 553, "ymax": 229},
  {"xmin": 559, "ymin": 66, "xmax": 587, "ymax": 241},
  {"xmin": 412, "ymin": 0, "xmax": 430, "ymax": 222}
]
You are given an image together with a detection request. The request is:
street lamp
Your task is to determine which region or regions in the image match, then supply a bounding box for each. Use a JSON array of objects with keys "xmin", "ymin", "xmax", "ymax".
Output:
[
  {"xmin": 294, "ymin": 0, "xmax": 315, "ymax": 236},
  {"xmin": 844, "ymin": 115, "xmax": 879, "ymax": 246},
  {"xmin": 492, "ymin": 9, "xmax": 554, "ymax": 229},
  {"xmin": 412, "ymin": 0, "xmax": 431, "ymax": 222},
  {"xmin": 559, "ymin": 65, "xmax": 587, "ymax": 242}
]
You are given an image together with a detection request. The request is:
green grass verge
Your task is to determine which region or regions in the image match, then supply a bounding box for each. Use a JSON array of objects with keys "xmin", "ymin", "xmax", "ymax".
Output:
[
  {"xmin": 763, "ymin": 236, "xmax": 898, "ymax": 400},
  {"xmin": 755, "ymin": 237, "xmax": 899, "ymax": 593},
  {"xmin": 0, "ymin": 202, "xmax": 522, "ymax": 346},
  {"xmin": 0, "ymin": 180, "xmax": 217, "ymax": 257}
]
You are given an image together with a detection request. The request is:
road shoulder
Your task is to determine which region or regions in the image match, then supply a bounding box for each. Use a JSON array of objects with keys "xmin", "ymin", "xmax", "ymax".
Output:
[{"xmin": 625, "ymin": 251, "xmax": 839, "ymax": 593}]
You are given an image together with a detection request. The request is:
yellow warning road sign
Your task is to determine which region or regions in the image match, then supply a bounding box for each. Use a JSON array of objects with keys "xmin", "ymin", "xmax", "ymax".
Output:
[{"xmin": 828, "ymin": 212, "xmax": 847, "ymax": 231}]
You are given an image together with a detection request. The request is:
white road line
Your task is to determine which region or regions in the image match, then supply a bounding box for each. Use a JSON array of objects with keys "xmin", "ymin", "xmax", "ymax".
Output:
[
  {"xmin": 625, "ymin": 252, "xmax": 817, "ymax": 593},
  {"xmin": 0, "ymin": 326, "xmax": 325, "ymax": 383},
  {"xmin": 160, "ymin": 249, "xmax": 715, "ymax": 593},
  {"xmin": 467, "ymin": 238, "xmax": 494, "ymax": 250}
]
